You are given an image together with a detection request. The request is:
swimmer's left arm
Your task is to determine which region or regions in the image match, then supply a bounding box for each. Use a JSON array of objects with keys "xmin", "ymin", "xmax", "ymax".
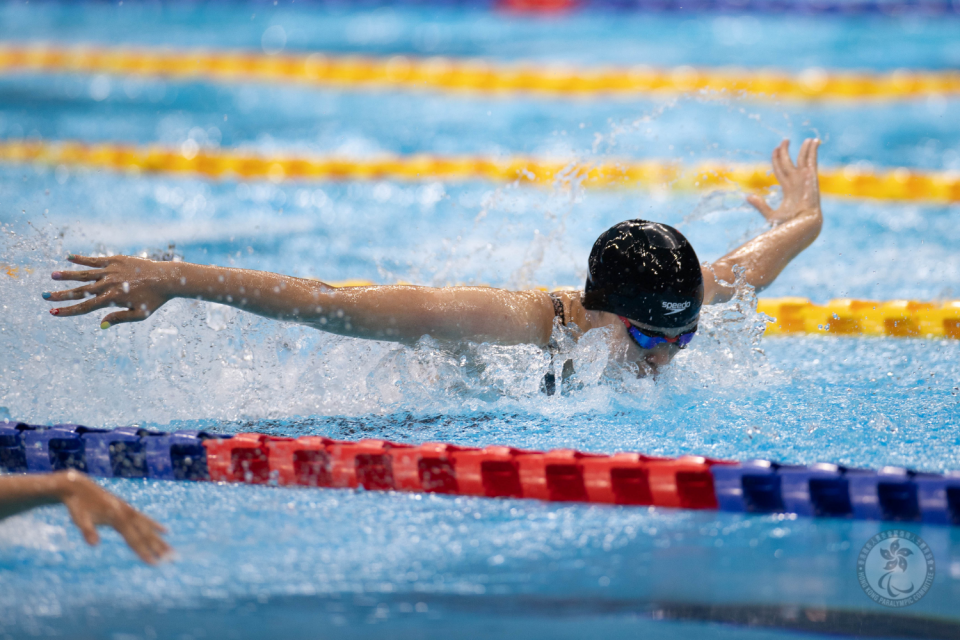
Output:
[
  {"xmin": 702, "ymin": 138, "xmax": 823, "ymax": 305},
  {"xmin": 0, "ymin": 471, "xmax": 171, "ymax": 564}
]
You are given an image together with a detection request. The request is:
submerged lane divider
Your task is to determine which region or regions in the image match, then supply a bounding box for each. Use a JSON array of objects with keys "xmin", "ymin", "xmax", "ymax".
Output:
[
  {"xmin": 2, "ymin": 420, "xmax": 959, "ymax": 525},
  {"xmin": 1, "ymin": 43, "xmax": 959, "ymax": 102},
  {"xmin": 4, "ymin": 139, "xmax": 960, "ymax": 204}
]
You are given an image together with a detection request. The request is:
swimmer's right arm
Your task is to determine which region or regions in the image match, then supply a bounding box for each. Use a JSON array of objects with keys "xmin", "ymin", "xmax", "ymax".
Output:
[
  {"xmin": 45, "ymin": 257, "xmax": 559, "ymax": 346},
  {"xmin": 702, "ymin": 138, "xmax": 823, "ymax": 305},
  {"xmin": 0, "ymin": 470, "xmax": 171, "ymax": 564}
]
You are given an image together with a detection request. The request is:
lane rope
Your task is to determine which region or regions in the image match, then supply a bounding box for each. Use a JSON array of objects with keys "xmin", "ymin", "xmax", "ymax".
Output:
[
  {"xmin": 3, "ymin": 139, "xmax": 960, "ymax": 204},
  {"xmin": 510, "ymin": 0, "xmax": 960, "ymax": 13},
  {"xmin": 2, "ymin": 420, "xmax": 958, "ymax": 525},
  {"xmin": 757, "ymin": 297, "xmax": 960, "ymax": 339},
  {"xmin": 1, "ymin": 43, "xmax": 959, "ymax": 101}
]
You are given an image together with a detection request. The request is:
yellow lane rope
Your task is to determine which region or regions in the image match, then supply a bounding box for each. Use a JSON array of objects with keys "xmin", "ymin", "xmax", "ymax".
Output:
[
  {"xmin": 757, "ymin": 298, "xmax": 960, "ymax": 339},
  {"xmin": 2, "ymin": 43, "xmax": 959, "ymax": 101},
  {"xmin": 2, "ymin": 139, "xmax": 960, "ymax": 204}
]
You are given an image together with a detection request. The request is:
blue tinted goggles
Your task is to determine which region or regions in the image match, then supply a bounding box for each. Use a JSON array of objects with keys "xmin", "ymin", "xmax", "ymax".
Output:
[{"xmin": 619, "ymin": 316, "xmax": 696, "ymax": 350}]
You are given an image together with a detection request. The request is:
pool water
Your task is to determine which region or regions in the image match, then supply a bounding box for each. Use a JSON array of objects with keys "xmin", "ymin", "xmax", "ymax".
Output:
[{"xmin": 1, "ymin": 3, "xmax": 959, "ymax": 638}]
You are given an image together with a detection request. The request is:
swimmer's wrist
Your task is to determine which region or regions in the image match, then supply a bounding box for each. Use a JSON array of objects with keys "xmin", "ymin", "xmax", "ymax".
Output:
[
  {"xmin": 774, "ymin": 205, "xmax": 821, "ymax": 226},
  {"xmin": 793, "ymin": 206, "xmax": 822, "ymax": 223},
  {"xmin": 48, "ymin": 470, "xmax": 89, "ymax": 502},
  {"xmin": 158, "ymin": 262, "xmax": 218, "ymax": 300}
]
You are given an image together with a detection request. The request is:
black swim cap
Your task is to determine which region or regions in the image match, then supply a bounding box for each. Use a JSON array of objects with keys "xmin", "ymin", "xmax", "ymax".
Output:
[{"xmin": 582, "ymin": 219, "xmax": 703, "ymax": 332}]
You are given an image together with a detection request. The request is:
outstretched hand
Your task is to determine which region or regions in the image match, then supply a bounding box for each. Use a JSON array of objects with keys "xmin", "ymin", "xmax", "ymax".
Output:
[
  {"xmin": 747, "ymin": 138, "xmax": 821, "ymax": 225},
  {"xmin": 58, "ymin": 470, "xmax": 172, "ymax": 564},
  {"xmin": 702, "ymin": 137, "xmax": 824, "ymax": 305},
  {"xmin": 44, "ymin": 255, "xmax": 172, "ymax": 329}
]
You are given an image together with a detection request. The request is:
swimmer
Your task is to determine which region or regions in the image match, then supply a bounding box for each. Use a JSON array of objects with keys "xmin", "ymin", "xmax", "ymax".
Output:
[
  {"xmin": 0, "ymin": 470, "xmax": 171, "ymax": 564},
  {"xmin": 43, "ymin": 139, "xmax": 822, "ymax": 374}
]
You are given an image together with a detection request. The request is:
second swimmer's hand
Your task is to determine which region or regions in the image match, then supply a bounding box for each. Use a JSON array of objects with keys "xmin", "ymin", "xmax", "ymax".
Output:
[
  {"xmin": 44, "ymin": 255, "xmax": 174, "ymax": 329},
  {"xmin": 57, "ymin": 470, "xmax": 172, "ymax": 564},
  {"xmin": 747, "ymin": 138, "xmax": 821, "ymax": 225}
]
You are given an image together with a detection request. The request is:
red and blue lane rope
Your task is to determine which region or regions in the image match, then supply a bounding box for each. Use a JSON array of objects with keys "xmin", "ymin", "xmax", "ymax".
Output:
[
  {"xmin": 515, "ymin": 0, "xmax": 960, "ymax": 14},
  {"xmin": 1, "ymin": 420, "xmax": 958, "ymax": 525},
  {"xmin": 286, "ymin": 0, "xmax": 960, "ymax": 15}
]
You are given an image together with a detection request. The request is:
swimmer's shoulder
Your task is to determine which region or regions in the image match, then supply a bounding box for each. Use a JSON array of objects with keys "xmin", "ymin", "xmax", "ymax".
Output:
[
  {"xmin": 550, "ymin": 289, "xmax": 600, "ymax": 331},
  {"xmin": 545, "ymin": 289, "xmax": 610, "ymax": 332}
]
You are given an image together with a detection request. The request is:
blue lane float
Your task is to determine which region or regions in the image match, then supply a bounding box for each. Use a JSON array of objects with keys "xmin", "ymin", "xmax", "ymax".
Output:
[
  {"xmin": 848, "ymin": 466, "xmax": 929, "ymax": 522},
  {"xmin": 712, "ymin": 459, "xmax": 802, "ymax": 513},
  {"xmin": 0, "ymin": 422, "xmax": 29, "ymax": 472},
  {"xmin": 916, "ymin": 471, "xmax": 960, "ymax": 526},
  {"xmin": 1, "ymin": 419, "xmax": 958, "ymax": 526},
  {"xmin": 779, "ymin": 463, "xmax": 856, "ymax": 518},
  {"xmin": 144, "ymin": 430, "xmax": 226, "ymax": 481},
  {"xmin": 22, "ymin": 424, "xmax": 109, "ymax": 473}
]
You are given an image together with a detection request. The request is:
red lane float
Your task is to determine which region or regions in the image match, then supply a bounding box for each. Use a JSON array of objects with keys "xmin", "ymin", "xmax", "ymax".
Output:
[
  {"xmin": 647, "ymin": 456, "xmax": 735, "ymax": 510},
  {"xmin": 391, "ymin": 442, "xmax": 468, "ymax": 494},
  {"xmin": 451, "ymin": 445, "xmax": 527, "ymax": 498},
  {"xmin": 266, "ymin": 436, "xmax": 337, "ymax": 487},
  {"xmin": 201, "ymin": 436, "xmax": 735, "ymax": 510},
  {"xmin": 204, "ymin": 433, "xmax": 292, "ymax": 484}
]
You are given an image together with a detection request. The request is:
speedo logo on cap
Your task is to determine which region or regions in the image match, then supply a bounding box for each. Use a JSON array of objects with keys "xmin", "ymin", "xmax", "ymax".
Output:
[{"xmin": 662, "ymin": 301, "xmax": 691, "ymax": 315}]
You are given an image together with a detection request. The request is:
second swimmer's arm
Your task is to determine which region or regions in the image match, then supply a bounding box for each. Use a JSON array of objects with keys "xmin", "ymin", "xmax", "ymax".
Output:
[
  {"xmin": 702, "ymin": 138, "xmax": 823, "ymax": 305},
  {"xmin": 45, "ymin": 258, "xmax": 557, "ymax": 346},
  {"xmin": 0, "ymin": 471, "xmax": 170, "ymax": 564}
]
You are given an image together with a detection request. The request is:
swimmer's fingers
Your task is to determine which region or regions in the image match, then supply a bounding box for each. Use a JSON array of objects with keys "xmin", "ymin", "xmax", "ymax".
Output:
[
  {"xmin": 136, "ymin": 511, "xmax": 168, "ymax": 536},
  {"xmin": 49, "ymin": 296, "xmax": 114, "ymax": 318},
  {"xmin": 117, "ymin": 505, "xmax": 171, "ymax": 564},
  {"xmin": 797, "ymin": 139, "xmax": 816, "ymax": 171},
  {"xmin": 63, "ymin": 498, "xmax": 100, "ymax": 547},
  {"xmin": 43, "ymin": 283, "xmax": 103, "ymax": 302},
  {"xmin": 746, "ymin": 193, "xmax": 776, "ymax": 220},
  {"xmin": 66, "ymin": 254, "xmax": 111, "ymax": 268},
  {"xmin": 771, "ymin": 140, "xmax": 792, "ymax": 185},
  {"xmin": 803, "ymin": 138, "xmax": 820, "ymax": 170},
  {"xmin": 51, "ymin": 269, "xmax": 105, "ymax": 283},
  {"xmin": 114, "ymin": 515, "xmax": 170, "ymax": 565},
  {"xmin": 132, "ymin": 513, "xmax": 172, "ymax": 562},
  {"xmin": 101, "ymin": 308, "xmax": 151, "ymax": 328},
  {"xmin": 796, "ymin": 139, "xmax": 810, "ymax": 168}
]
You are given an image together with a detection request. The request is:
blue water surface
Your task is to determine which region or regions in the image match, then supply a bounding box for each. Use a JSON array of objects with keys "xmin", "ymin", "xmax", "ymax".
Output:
[{"xmin": 1, "ymin": 2, "xmax": 959, "ymax": 639}]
